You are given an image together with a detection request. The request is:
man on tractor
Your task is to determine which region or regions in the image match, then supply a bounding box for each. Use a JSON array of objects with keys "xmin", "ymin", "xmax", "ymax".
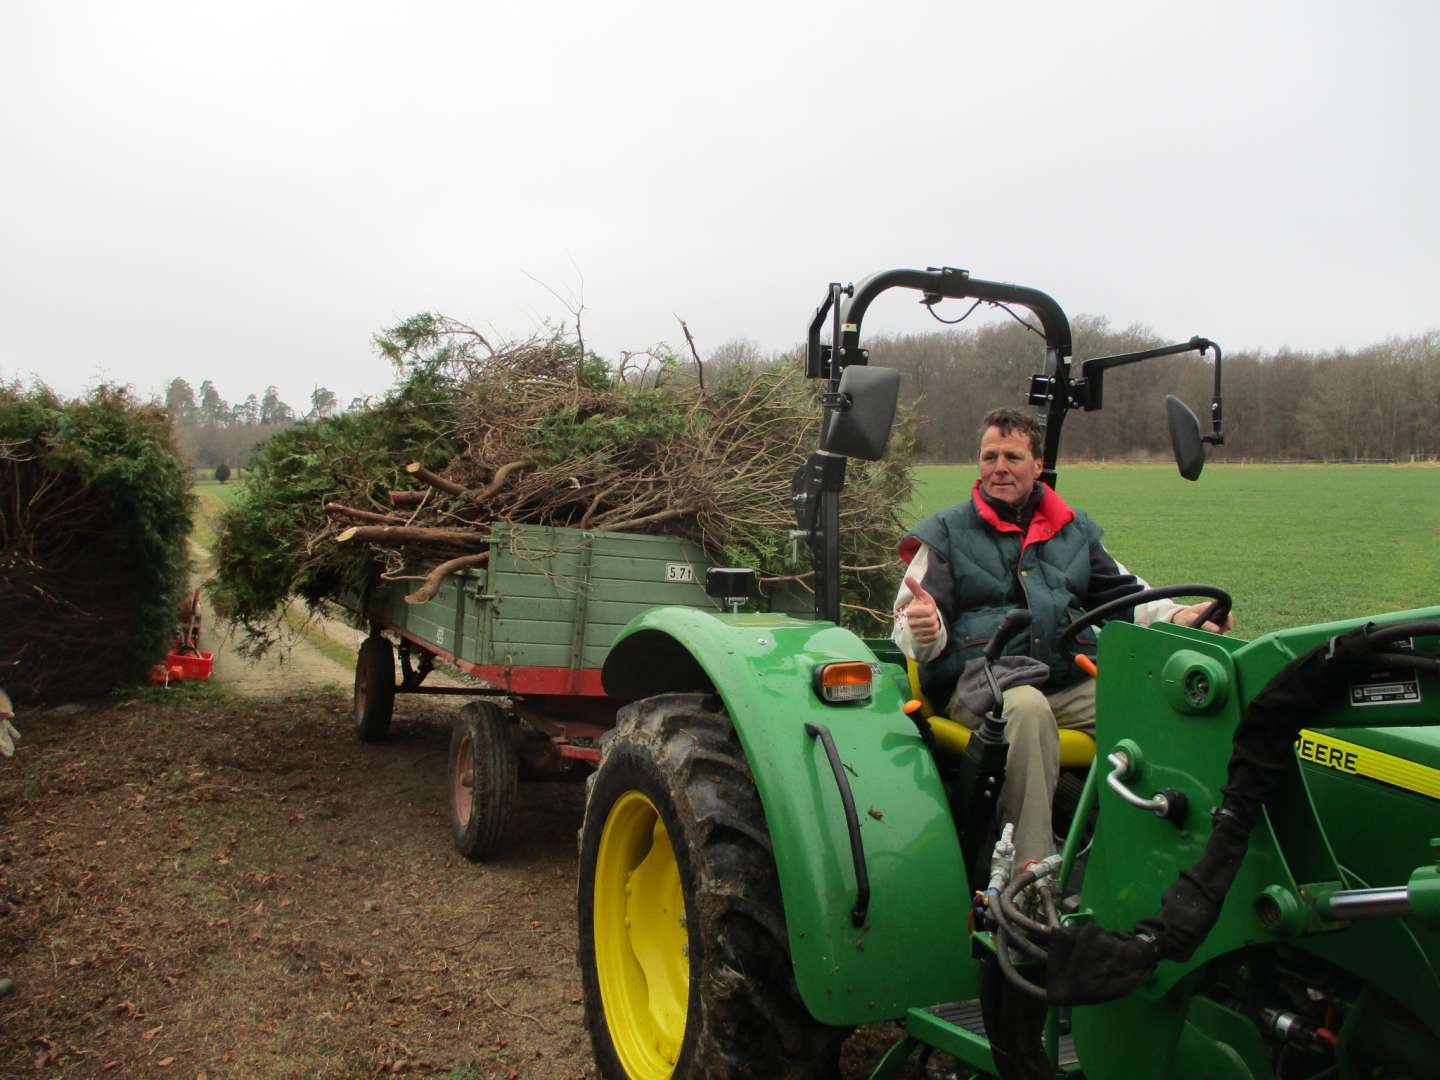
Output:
[{"xmin": 893, "ymin": 407, "xmax": 1234, "ymax": 875}]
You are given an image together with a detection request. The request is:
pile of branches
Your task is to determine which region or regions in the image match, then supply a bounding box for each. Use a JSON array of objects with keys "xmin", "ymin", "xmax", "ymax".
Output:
[
  {"xmin": 212, "ymin": 315, "xmax": 915, "ymax": 650},
  {"xmin": 0, "ymin": 385, "xmax": 193, "ymax": 704}
]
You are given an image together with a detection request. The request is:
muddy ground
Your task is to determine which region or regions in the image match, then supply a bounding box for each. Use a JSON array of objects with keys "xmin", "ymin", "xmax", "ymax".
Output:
[
  {"xmin": 0, "ymin": 684, "xmax": 599, "ymax": 1079},
  {"xmin": 0, "ymin": 641, "xmax": 924, "ymax": 1078}
]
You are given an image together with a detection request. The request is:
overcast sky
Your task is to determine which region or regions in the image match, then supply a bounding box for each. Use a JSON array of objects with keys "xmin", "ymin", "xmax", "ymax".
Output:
[{"xmin": 4, "ymin": 0, "xmax": 1435, "ymax": 413}]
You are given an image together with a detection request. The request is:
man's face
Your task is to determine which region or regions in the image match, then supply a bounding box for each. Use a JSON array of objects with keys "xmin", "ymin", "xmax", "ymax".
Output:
[{"xmin": 978, "ymin": 425, "xmax": 1043, "ymax": 508}]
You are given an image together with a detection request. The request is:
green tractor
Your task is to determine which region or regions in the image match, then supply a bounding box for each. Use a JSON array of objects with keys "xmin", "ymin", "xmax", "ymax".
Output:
[{"xmin": 576, "ymin": 267, "xmax": 1440, "ymax": 1079}]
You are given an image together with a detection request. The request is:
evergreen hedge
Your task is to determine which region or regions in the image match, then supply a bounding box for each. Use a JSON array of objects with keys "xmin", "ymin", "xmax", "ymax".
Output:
[{"xmin": 0, "ymin": 384, "xmax": 194, "ymax": 703}]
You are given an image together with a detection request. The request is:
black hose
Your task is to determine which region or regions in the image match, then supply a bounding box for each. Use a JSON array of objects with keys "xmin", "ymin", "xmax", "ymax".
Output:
[
  {"xmin": 995, "ymin": 869, "xmax": 1053, "ymax": 941},
  {"xmin": 997, "ymin": 915, "xmax": 1049, "ymax": 962},
  {"xmin": 994, "ymin": 929, "xmax": 1051, "ymax": 1002},
  {"xmin": 1363, "ymin": 620, "xmax": 1440, "ymax": 647},
  {"xmin": 1370, "ymin": 652, "xmax": 1440, "ymax": 675}
]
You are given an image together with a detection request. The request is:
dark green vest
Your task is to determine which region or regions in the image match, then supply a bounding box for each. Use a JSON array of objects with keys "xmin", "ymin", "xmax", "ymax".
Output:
[{"xmin": 909, "ymin": 496, "xmax": 1103, "ymax": 708}]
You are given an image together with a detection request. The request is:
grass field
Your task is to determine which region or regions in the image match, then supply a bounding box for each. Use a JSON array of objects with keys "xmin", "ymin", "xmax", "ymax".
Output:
[
  {"xmin": 190, "ymin": 480, "xmax": 244, "ymax": 550},
  {"xmin": 906, "ymin": 464, "xmax": 1438, "ymax": 637},
  {"xmin": 184, "ymin": 470, "xmax": 1433, "ymax": 639}
]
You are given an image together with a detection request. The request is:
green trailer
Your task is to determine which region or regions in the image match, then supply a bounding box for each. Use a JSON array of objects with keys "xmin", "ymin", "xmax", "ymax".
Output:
[{"xmin": 339, "ymin": 520, "xmax": 805, "ymax": 858}]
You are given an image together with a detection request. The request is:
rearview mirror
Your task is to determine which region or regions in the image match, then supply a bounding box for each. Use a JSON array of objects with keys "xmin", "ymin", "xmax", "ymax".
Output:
[
  {"xmin": 825, "ymin": 366, "xmax": 900, "ymax": 461},
  {"xmin": 1166, "ymin": 395, "xmax": 1205, "ymax": 481}
]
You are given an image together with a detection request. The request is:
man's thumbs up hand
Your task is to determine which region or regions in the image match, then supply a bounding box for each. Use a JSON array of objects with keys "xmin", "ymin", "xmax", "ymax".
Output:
[{"xmin": 902, "ymin": 575, "xmax": 941, "ymax": 645}]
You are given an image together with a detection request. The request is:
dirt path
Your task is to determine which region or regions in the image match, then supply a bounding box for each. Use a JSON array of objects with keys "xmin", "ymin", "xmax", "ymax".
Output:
[
  {"xmin": 0, "ymin": 551, "xmax": 918, "ymax": 1077},
  {"xmin": 189, "ymin": 541, "xmax": 365, "ymax": 698},
  {"xmin": 0, "ymin": 687, "xmax": 597, "ymax": 1079},
  {"xmin": 1, "ymin": 540, "xmax": 604, "ymax": 1078}
]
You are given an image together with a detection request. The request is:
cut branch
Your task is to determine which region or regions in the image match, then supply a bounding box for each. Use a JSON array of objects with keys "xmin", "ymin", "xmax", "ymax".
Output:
[
  {"xmin": 677, "ymin": 316, "xmax": 704, "ymax": 391},
  {"xmin": 404, "ymin": 552, "xmax": 490, "ymax": 605},
  {"xmin": 473, "ymin": 460, "xmax": 531, "ymax": 502},
  {"xmin": 324, "ymin": 502, "xmax": 407, "ymax": 525},
  {"xmin": 389, "ymin": 490, "xmax": 429, "ymax": 509},
  {"xmin": 579, "ymin": 479, "xmax": 624, "ymax": 529},
  {"xmin": 597, "ymin": 504, "xmax": 700, "ymax": 534},
  {"xmin": 405, "ymin": 462, "xmax": 465, "ymax": 497},
  {"xmin": 336, "ymin": 525, "xmax": 489, "ymax": 548}
]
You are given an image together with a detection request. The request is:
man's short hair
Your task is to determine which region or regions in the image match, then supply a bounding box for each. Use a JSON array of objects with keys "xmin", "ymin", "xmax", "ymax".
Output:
[{"xmin": 978, "ymin": 408, "xmax": 1043, "ymax": 458}]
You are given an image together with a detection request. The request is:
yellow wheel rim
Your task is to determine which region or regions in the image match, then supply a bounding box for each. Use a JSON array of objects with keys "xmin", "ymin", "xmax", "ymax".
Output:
[{"xmin": 593, "ymin": 790, "xmax": 689, "ymax": 1078}]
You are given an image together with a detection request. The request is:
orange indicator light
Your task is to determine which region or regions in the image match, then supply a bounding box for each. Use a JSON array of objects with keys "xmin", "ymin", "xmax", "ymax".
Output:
[{"xmin": 815, "ymin": 661, "xmax": 873, "ymax": 703}]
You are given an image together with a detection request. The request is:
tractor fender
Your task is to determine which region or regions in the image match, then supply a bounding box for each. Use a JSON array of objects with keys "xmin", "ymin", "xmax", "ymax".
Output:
[{"xmin": 603, "ymin": 606, "xmax": 977, "ymax": 1025}]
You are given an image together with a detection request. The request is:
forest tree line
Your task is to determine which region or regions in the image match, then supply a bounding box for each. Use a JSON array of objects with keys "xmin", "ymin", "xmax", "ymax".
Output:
[
  {"xmin": 769, "ymin": 318, "xmax": 1440, "ymax": 463},
  {"xmin": 161, "ymin": 378, "xmax": 348, "ymax": 470},
  {"xmin": 162, "ymin": 318, "xmax": 1440, "ymax": 469}
]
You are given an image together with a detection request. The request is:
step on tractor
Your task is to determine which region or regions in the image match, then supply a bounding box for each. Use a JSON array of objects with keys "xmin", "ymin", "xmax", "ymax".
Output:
[{"xmin": 576, "ymin": 267, "xmax": 1440, "ymax": 1079}]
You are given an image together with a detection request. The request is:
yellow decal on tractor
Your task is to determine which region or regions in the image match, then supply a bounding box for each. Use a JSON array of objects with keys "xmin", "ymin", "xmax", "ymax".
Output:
[{"xmin": 1298, "ymin": 729, "xmax": 1440, "ymax": 801}]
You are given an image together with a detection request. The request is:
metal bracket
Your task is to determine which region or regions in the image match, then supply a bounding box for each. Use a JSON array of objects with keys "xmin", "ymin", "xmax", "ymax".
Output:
[{"xmin": 1106, "ymin": 750, "xmax": 1188, "ymax": 826}]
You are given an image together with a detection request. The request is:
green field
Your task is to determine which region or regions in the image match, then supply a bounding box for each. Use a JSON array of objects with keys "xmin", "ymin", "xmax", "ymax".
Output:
[
  {"xmin": 190, "ymin": 480, "xmax": 245, "ymax": 550},
  {"xmin": 906, "ymin": 464, "xmax": 1438, "ymax": 637}
]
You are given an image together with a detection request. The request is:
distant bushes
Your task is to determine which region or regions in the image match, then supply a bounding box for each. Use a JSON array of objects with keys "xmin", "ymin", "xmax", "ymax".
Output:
[{"xmin": 0, "ymin": 384, "xmax": 194, "ymax": 704}]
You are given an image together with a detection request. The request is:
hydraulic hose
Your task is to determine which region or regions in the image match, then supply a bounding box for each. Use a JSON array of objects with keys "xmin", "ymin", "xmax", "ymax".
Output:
[
  {"xmin": 1033, "ymin": 620, "xmax": 1439, "ymax": 1006},
  {"xmin": 992, "ymin": 866, "xmax": 1055, "ymax": 1001}
]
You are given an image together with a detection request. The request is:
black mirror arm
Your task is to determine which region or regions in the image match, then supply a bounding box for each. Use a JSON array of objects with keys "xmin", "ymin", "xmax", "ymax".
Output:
[
  {"xmin": 1079, "ymin": 337, "xmax": 1207, "ymax": 403},
  {"xmin": 1199, "ymin": 339, "xmax": 1224, "ymax": 447},
  {"xmin": 1077, "ymin": 336, "xmax": 1225, "ymax": 445}
]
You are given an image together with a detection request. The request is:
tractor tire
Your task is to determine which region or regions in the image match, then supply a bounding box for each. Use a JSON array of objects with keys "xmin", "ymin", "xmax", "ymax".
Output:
[
  {"xmin": 353, "ymin": 635, "xmax": 396, "ymax": 742},
  {"xmin": 448, "ymin": 701, "xmax": 518, "ymax": 860},
  {"xmin": 578, "ymin": 692, "xmax": 846, "ymax": 1079}
]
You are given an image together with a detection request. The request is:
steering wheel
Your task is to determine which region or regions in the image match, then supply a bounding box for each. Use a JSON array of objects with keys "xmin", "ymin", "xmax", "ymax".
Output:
[{"xmin": 1058, "ymin": 584, "xmax": 1233, "ymax": 653}]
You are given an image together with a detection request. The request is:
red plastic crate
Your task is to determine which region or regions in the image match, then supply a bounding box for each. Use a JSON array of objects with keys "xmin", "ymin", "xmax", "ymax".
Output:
[
  {"xmin": 149, "ymin": 650, "xmax": 214, "ymax": 684},
  {"xmin": 170, "ymin": 650, "xmax": 214, "ymax": 679}
]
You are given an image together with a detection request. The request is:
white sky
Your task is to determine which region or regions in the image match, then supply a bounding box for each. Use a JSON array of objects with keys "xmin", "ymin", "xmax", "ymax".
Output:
[{"xmin": 4, "ymin": 0, "xmax": 1436, "ymax": 413}]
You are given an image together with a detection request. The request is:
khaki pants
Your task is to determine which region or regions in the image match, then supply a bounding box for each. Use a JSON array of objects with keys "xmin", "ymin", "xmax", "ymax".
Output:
[{"xmin": 946, "ymin": 679, "xmax": 1096, "ymax": 871}]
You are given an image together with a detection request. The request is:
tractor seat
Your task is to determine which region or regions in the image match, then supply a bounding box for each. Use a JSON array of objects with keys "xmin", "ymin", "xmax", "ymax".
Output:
[{"xmin": 905, "ymin": 659, "xmax": 1096, "ymax": 768}]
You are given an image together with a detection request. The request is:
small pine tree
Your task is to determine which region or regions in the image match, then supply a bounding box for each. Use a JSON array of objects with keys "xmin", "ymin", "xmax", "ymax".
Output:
[{"xmin": 214, "ymin": 462, "xmax": 231, "ymax": 483}]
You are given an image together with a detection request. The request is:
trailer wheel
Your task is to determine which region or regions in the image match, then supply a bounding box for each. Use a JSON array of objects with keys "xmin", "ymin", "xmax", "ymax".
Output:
[
  {"xmin": 449, "ymin": 701, "xmax": 518, "ymax": 860},
  {"xmin": 578, "ymin": 693, "xmax": 845, "ymax": 1079},
  {"xmin": 353, "ymin": 635, "xmax": 395, "ymax": 742}
]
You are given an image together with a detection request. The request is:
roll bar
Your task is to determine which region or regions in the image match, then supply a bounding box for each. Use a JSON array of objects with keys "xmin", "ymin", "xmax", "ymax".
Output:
[{"xmin": 805, "ymin": 265, "xmax": 1223, "ymax": 488}]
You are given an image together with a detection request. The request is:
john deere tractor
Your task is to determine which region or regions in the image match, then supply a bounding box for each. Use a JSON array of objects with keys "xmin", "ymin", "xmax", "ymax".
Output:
[{"xmin": 576, "ymin": 267, "xmax": 1440, "ymax": 1079}]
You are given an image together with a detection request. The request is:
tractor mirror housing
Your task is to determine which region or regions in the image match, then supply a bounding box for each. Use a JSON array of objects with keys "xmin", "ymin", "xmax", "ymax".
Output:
[
  {"xmin": 1167, "ymin": 395, "xmax": 1205, "ymax": 481},
  {"xmin": 824, "ymin": 366, "xmax": 900, "ymax": 462}
]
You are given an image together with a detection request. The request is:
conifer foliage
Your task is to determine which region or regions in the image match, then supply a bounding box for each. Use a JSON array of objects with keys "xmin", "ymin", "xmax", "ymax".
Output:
[{"xmin": 0, "ymin": 385, "xmax": 194, "ymax": 703}]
